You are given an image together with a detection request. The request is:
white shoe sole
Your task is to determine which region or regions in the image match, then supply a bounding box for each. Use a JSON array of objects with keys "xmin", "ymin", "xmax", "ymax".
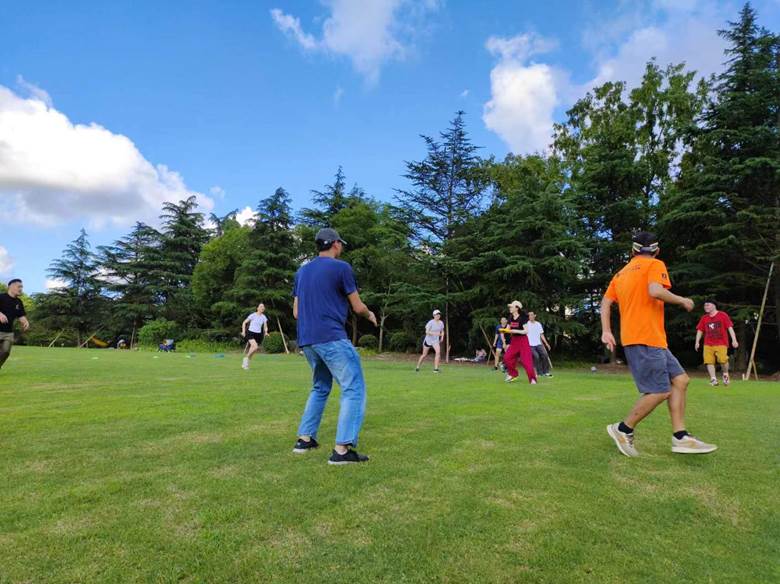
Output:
[
  {"xmin": 672, "ymin": 445, "xmax": 718, "ymax": 454},
  {"xmin": 292, "ymin": 448, "xmax": 315, "ymax": 454},
  {"xmin": 607, "ymin": 424, "xmax": 637, "ymax": 457},
  {"xmin": 327, "ymin": 459, "xmax": 367, "ymax": 465}
]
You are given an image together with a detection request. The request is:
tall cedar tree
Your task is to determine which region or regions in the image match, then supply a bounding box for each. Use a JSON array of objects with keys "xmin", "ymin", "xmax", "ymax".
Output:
[
  {"xmin": 232, "ymin": 188, "xmax": 298, "ymax": 336},
  {"xmin": 659, "ymin": 3, "xmax": 779, "ymax": 368},
  {"xmin": 45, "ymin": 229, "xmax": 105, "ymax": 346},
  {"xmin": 396, "ymin": 112, "xmax": 489, "ymax": 358}
]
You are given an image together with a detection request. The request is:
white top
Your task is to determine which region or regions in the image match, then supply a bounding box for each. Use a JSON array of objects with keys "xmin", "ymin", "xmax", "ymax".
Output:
[
  {"xmin": 527, "ymin": 321, "xmax": 544, "ymax": 346},
  {"xmin": 247, "ymin": 313, "xmax": 268, "ymax": 333},
  {"xmin": 424, "ymin": 319, "xmax": 445, "ymax": 345}
]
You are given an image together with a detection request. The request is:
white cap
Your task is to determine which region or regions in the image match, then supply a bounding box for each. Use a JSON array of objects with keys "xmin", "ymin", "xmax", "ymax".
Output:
[{"xmin": 432, "ymin": 309, "xmax": 441, "ymax": 316}]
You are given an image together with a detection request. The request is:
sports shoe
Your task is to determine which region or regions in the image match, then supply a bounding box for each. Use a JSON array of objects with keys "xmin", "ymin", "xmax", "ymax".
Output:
[
  {"xmin": 671, "ymin": 434, "xmax": 717, "ymax": 454},
  {"xmin": 709, "ymin": 378, "xmax": 719, "ymax": 387},
  {"xmin": 722, "ymin": 373, "xmax": 730, "ymax": 386},
  {"xmin": 292, "ymin": 438, "xmax": 320, "ymax": 454},
  {"xmin": 242, "ymin": 357, "xmax": 249, "ymax": 370},
  {"xmin": 328, "ymin": 448, "xmax": 369, "ymax": 465},
  {"xmin": 433, "ymin": 369, "xmax": 440, "ymax": 374},
  {"xmin": 607, "ymin": 423, "xmax": 639, "ymax": 457},
  {"xmin": 544, "ymin": 373, "xmax": 553, "ymax": 377},
  {"xmin": 530, "ymin": 379, "xmax": 537, "ymax": 385},
  {"xmin": 415, "ymin": 367, "xmax": 419, "ymax": 372}
]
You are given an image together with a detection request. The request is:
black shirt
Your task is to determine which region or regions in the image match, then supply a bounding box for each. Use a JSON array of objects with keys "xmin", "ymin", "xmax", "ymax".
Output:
[
  {"xmin": 0, "ymin": 293, "xmax": 26, "ymax": 333},
  {"xmin": 507, "ymin": 312, "xmax": 528, "ymax": 345}
]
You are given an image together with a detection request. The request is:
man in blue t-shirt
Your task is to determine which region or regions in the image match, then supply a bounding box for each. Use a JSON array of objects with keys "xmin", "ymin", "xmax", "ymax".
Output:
[{"xmin": 291, "ymin": 228, "xmax": 377, "ymax": 465}]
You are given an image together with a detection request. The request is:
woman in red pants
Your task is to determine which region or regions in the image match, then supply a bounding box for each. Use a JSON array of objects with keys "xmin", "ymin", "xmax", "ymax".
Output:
[{"xmin": 503, "ymin": 300, "xmax": 538, "ymax": 384}]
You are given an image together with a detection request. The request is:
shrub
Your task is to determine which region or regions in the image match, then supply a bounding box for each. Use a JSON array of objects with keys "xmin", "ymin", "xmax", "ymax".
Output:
[
  {"xmin": 177, "ymin": 338, "xmax": 241, "ymax": 353},
  {"xmin": 358, "ymin": 334, "xmax": 378, "ymax": 349},
  {"xmin": 263, "ymin": 332, "xmax": 288, "ymax": 354},
  {"xmin": 138, "ymin": 319, "xmax": 179, "ymax": 346},
  {"xmin": 388, "ymin": 331, "xmax": 415, "ymax": 353}
]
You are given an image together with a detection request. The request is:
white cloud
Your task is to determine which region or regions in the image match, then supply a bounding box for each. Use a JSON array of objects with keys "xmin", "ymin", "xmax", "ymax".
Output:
[
  {"xmin": 236, "ymin": 206, "xmax": 256, "ymax": 227},
  {"xmin": 16, "ymin": 75, "xmax": 52, "ymax": 107},
  {"xmin": 45, "ymin": 278, "xmax": 67, "ymax": 291},
  {"xmin": 271, "ymin": 0, "xmax": 439, "ymax": 84},
  {"xmin": 333, "ymin": 86, "xmax": 345, "ymax": 106},
  {"xmin": 483, "ymin": 1, "xmax": 735, "ymax": 154},
  {"xmin": 0, "ymin": 246, "xmax": 14, "ymax": 275},
  {"xmin": 0, "ymin": 84, "xmax": 213, "ymax": 228},
  {"xmin": 209, "ymin": 185, "xmax": 226, "ymax": 199},
  {"xmin": 483, "ymin": 33, "xmax": 561, "ymax": 154},
  {"xmin": 459, "ymin": 89, "xmax": 469, "ymax": 98}
]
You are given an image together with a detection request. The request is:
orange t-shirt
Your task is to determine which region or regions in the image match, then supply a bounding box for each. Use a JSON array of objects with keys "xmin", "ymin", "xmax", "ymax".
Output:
[{"xmin": 604, "ymin": 256, "xmax": 671, "ymax": 348}]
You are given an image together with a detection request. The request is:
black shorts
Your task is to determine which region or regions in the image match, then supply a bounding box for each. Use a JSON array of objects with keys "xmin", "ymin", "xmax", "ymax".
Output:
[{"xmin": 246, "ymin": 331, "xmax": 265, "ymax": 344}]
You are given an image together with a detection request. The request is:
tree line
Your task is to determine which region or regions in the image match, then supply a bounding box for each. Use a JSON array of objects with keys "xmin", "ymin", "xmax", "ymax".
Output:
[{"xmin": 21, "ymin": 5, "xmax": 779, "ymax": 371}]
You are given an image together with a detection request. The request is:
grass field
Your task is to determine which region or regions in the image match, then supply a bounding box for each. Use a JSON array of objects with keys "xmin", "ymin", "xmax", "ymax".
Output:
[{"xmin": 1, "ymin": 347, "xmax": 778, "ymax": 584}]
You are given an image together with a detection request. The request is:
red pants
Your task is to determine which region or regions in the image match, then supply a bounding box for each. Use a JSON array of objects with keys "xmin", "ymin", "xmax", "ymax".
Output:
[{"xmin": 504, "ymin": 336, "xmax": 536, "ymax": 382}]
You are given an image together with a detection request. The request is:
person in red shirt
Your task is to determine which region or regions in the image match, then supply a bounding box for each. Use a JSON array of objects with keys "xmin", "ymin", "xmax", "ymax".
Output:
[{"xmin": 695, "ymin": 300, "xmax": 738, "ymax": 387}]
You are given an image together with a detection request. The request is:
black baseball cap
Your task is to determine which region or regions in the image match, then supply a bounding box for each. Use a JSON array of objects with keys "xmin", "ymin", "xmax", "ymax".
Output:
[
  {"xmin": 7, "ymin": 279, "xmax": 21, "ymax": 286},
  {"xmin": 315, "ymin": 228, "xmax": 347, "ymax": 246}
]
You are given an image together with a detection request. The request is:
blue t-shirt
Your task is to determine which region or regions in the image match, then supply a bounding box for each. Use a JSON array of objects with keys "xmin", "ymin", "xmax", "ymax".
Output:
[{"xmin": 293, "ymin": 257, "xmax": 358, "ymax": 347}]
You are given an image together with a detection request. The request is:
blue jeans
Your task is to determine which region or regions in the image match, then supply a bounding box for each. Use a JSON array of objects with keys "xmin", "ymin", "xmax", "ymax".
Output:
[{"xmin": 297, "ymin": 339, "xmax": 367, "ymax": 446}]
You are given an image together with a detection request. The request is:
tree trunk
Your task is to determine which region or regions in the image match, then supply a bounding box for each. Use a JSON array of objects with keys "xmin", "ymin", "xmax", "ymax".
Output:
[
  {"xmin": 379, "ymin": 312, "xmax": 387, "ymax": 353},
  {"xmin": 351, "ymin": 315, "xmax": 358, "ymax": 346},
  {"xmin": 735, "ymin": 319, "xmax": 747, "ymax": 372}
]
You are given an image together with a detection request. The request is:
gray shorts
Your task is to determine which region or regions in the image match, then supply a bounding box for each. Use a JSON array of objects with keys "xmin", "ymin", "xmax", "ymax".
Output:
[{"xmin": 624, "ymin": 345, "xmax": 685, "ymax": 394}]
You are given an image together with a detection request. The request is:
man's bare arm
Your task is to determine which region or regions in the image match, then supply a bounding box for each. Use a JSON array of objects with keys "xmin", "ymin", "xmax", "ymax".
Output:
[
  {"xmin": 347, "ymin": 291, "xmax": 377, "ymax": 326},
  {"xmin": 19, "ymin": 316, "xmax": 29, "ymax": 331},
  {"xmin": 648, "ymin": 283, "xmax": 694, "ymax": 311},
  {"xmin": 293, "ymin": 297, "xmax": 298, "ymax": 320},
  {"xmin": 727, "ymin": 326, "xmax": 739, "ymax": 348},
  {"xmin": 600, "ymin": 296, "xmax": 616, "ymax": 352}
]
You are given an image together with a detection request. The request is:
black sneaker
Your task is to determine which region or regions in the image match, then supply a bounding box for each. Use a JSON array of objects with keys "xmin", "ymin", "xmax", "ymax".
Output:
[
  {"xmin": 292, "ymin": 437, "xmax": 319, "ymax": 454},
  {"xmin": 327, "ymin": 448, "xmax": 369, "ymax": 465},
  {"xmin": 433, "ymin": 368, "xmax": 440, "ymax": 374}
]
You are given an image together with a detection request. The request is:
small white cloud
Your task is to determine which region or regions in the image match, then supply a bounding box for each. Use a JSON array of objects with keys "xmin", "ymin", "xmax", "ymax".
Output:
[
  {"xmin": 209, "ymin": 185, "xmax": 226, "ymax": 199},
  {"xmin": 0, "ymin": 84, "xmax": 213, "ymax": 228},
  {"xmin": 333, "ymin": 86, "xmax": 345, "ymax": 106},
  {"xmin": 16, "ymin": 75, "xmax": 52, "ymax": 107},
  {"xmin": 271, "ymin": 0, "xmax": 439, "ymax": 84},
  {"xmin": 45, "ymin": 278, "xmax": 68, "ymax": 291},
  {"xmin": 0, "ymin": 246, "xmax": 14, "ymax": 275},
  {"xmin": 483, "ymin": 33, "xmax": 561, "ymax": 154},
  {"xmin": 270, "ymin": 8, "xmax": 319, "ymax": 50},
  {"xmin": 236, "ymin": 206, "xmax": 257, "ymax": 227},
  {"xmin": 459, "ymin": 89, "xmax": 469, "ymax": 98}
]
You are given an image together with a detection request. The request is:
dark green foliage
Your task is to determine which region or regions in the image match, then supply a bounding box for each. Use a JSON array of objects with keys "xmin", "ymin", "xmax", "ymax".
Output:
[
  {"xmin": 262, "ymin": 332, "xmax": 288, "ymax": 354},
  {"xmin": 357, "ymin": 334, "xmax": 378, "ymax": 349},
  {"xmin": 388, "ymin": 331, "xmax": 415, "ymax": 352},
  {"xmin": 138, "ymin": 318, "xmax": 180, "ymax": 346}
]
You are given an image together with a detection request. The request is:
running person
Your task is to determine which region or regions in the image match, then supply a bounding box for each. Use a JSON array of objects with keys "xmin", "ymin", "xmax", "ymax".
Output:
[
  {"xmin": 602, "ymin": 232, "xmax": 717, "ymax": 457},
  {"xmin": 0, "ymin": 279, "xmax": 30, "ymax": 372},
  {"xmin": 416, "ymin": 309, "xmax": 444, "ymax": 373},
  {"xmin": 291, "ymin": 228, "xmax": 377, "ymax": 465},
  {"xmin": 241, "ymin": 303, "xmax": 269, "ymax": 370},
  {"xmin": 527, "ymin": 311, "xmax": 552, "ymax": 377},
  {"xmin": 502, "ymin": 300, "xmax": 537, "ymax": 384},
  {"xmin": 492, "ymin": 317, "xmax": 509, "ymax": 371},
  {"xmin": 694, "ymin": 300, "xmax": 738, "ymax": 387}
]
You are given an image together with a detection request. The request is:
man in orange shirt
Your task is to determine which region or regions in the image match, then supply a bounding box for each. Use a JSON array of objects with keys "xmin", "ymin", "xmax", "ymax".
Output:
[{"xmin": 601, "ymin": 232, "xmax": 717, "ymax": 457}]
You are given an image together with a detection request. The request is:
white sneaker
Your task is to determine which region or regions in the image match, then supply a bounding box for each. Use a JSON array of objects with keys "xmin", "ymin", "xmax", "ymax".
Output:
[
  {"xmin": 530, "ymin": 379, "xmax": 537, "ymax": 384},
  {"xmin": 722, "ymin": 373, "xmax": 730, "ymax": 386},
  {"xmin": 671, "ymin": 434, "xmax": 718, "ymax": 454},
  {"xmin": 709, "ymin": 378, "xmax": 719, "ymax": 387},
  {"xmin": 607, "ymin": 423, "xmax": 639, "ymax": 457},
  {"xmin": 504, "ymin": 374, "xmax": 517, "ymax": 383},
  {"xmin": 242, "ymin": 357, "xmax": 249, "ymax": 370}
]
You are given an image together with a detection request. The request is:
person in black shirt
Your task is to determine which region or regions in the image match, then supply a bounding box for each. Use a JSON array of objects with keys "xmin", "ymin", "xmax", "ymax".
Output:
[{"xmin": 0, "ymin": 279, "xmax": 30, "ymax": 371}]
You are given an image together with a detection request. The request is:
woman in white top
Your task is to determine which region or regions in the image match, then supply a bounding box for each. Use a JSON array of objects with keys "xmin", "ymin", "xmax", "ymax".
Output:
[
  {"xmin": 416, "ymin": 309, "xmax": 445, "ymax": 373},
  {"xmin": 241, "ymin": 303, "xmax": 269, "ymax": 370}
]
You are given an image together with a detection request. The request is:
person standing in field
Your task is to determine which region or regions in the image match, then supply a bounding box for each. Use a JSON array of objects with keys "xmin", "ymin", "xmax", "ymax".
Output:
[
  {"xmin": 503, "ymin": 300, "xmax": 537, "ymax": 384},
  {"xmin": 415, "ymin": 309, "xmax": 444, "ymax": 373},
  {"xmin": 291, "ymin": 228, "xmax": 377, "ymax": 465},
  {"xmin": 492, "ymin": 316, "xmax": 509, "ymax": 371},
  {"xmin": 527, "ymin": 311, "xmax": 552, "ymax": 377},
  {"xmin": 694, "ymin": 300, "xmax": 739, "ymax": 387},
  {"xmin": 241, "ymin": 302, "xmax": 269, "ymax": 370},
  {"xmin": 0, "ymin": 279, "xmax": 30, "ymax": 372},
  {"xmin": 602, "ymin": 232, "xmax": 717, "ymax": 457}
]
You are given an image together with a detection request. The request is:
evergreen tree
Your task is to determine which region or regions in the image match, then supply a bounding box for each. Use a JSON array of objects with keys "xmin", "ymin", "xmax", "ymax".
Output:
[
  {"xmin": 45, "ymin": 229, "xmax": 104, "ymax": 346},
  {"xmin": 299, "ymin": 167, "xmax": 365, "ymax": 227},
  {"xmin": 659, "ymin": 3, "xmax": 779, "ymax": 368}
]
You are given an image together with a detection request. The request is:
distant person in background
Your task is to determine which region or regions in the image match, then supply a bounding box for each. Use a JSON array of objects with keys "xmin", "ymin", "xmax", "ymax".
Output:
[
  {"xmin": 242, "ymin": 302, "xmax": 269, "ymax": 370},
  {"xmin": 0, "ymin": 279, "xmax": 30, "ymax": 372},
  {"xmin": 527, "ymin": 311, "xmax": 552, "ymax": 377},
  {"xmin": 416, "ymin": 309, "xmax": 445, "ymax": 373},
  {"xmin": 695, "ymin": 300, "xmax": 738, "ymax": 387},
  {"xmin": 503, "ymin": 300, "xmax": 537, "ymax": 384},
  {"xmin": 492, "ymin": 317, "xmax": 509, "ymax": 371}
]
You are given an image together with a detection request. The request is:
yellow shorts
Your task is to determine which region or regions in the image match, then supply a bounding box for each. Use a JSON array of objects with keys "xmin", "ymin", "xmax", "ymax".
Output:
[{"xmin": 703, "ymin": 345, "xmax": 728, "ymax": 365}]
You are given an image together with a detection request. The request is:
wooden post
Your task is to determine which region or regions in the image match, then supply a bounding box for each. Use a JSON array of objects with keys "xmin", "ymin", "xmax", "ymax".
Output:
[
  {"xmin": 276, "ymin": 316, "xmax": 290, "ymax": 354},
  {"xmin": 47, "ymin": 330, "xmax": 64, "ymax": 348},
  {"xmin": 479, "ymin": 325, "xmax": 497, "ymax": 365},
  {"xmin": 744, "ymin": 262, "xmax": 773, "ymax": 381},
  {"xmin": 78, "ymin": 330, "xmax": 100, "ymax": 349}
]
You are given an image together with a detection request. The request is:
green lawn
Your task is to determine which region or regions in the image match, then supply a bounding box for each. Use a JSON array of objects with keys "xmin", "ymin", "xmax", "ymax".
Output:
[{"xmin": 0, "ymin": 347, "xmax": 777, "ymax": 584}]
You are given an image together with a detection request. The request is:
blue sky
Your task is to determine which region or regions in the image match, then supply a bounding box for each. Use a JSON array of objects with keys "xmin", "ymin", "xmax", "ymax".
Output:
[{"xmin": 1, "ymin": 0, "xmax": 778, "ymax": 292}]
